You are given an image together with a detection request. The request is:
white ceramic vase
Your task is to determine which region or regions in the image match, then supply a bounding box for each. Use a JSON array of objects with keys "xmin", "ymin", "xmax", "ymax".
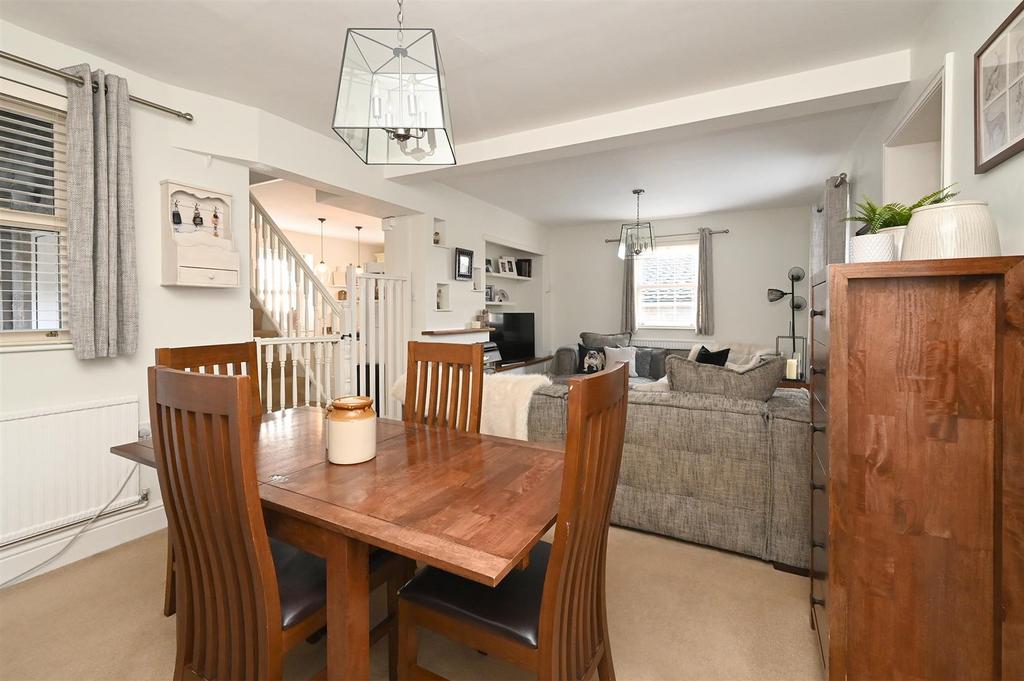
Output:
[
  {"xmin": 901, "ymin": 200, "xmax": 1001, "ymax": 261},
  {"xmin": 877, "ymin": 225, "xmax": 907, "ymax": 259},
  {"xmin": 849, "ymin": 232, "xmax": 896, "ymax": 263}
]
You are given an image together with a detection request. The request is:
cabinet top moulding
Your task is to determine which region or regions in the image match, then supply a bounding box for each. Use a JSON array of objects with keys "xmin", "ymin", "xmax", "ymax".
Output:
[{"xmin": 829, "ymin": 255, "xmax": 1022, "ymax": 280}]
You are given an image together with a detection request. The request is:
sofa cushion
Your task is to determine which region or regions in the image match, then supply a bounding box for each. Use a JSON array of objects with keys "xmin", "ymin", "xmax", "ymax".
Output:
[
  {"xmin": 695, "ymin": 346, "xmax": 730, "ymax": 366},
  {"xmin": 580, "ymin": 331, "xmax": 630, "ymax": 348},
  {"xmin": 577, "ymin": 344, "xmax": 607, "ymax": 374},
  {"xmin": 605, "ymin": 346, "xmax": 638, "ymax": 377},
  {"xmin": 666, "ymin": 356, "xmax": 786, "ymax": 402},
  {"xmin": 647, "ymin": 348, "xmax": 686, "ymax": 380}
]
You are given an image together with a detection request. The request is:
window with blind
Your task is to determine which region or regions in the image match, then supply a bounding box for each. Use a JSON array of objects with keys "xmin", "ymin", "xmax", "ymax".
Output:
[
  {"xmin": 0, "ymin": 92, "xmax": 69, "ymax": 341},
  {"xmin": 633, "ymin": 240, "xmax": 700, "ymax": 329}
]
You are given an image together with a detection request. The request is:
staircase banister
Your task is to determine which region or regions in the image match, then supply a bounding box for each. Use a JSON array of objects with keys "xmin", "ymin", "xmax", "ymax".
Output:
[{"xmin": 250, "ymin": 192, "xmax": 344, "ymax": 318}]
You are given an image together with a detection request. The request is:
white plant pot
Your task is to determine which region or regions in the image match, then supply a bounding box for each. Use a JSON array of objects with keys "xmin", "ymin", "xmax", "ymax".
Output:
[
  {"xmin": 877, "ymin": 225, "xmax": 907, "ymax": 259},
  {"xmin": 901, "ymin": 200, "xmax": 1001, "ymax": 261},
  {"xmin": 849, "ymin": 232, "xmax": 896, "ymax": 263}
]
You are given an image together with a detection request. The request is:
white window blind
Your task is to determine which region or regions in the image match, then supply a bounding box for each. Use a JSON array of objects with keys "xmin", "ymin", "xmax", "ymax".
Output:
[
  {"xmin": 0, "ymin": 92, "xmax": 69, "ymax": 336},
  {"xmin": 634, "ymin": 240, "xmax": 699, "ymax": 329}
]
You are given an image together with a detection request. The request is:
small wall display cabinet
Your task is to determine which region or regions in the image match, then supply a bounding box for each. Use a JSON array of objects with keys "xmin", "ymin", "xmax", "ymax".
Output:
[{"xmin": 161, "ymin": 180, "xmax": 239, "ymax": 287}]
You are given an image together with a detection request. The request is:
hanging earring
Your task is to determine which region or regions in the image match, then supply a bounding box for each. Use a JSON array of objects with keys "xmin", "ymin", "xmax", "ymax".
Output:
[
  {"xmin": 192, "ymin": 203, "xmax": 203, "ymax": 228},
  {"xmin": 211, "ymin": 207, "xmax": 220, "ymax": 237},
  {"xmin": 171, "ymin": 199, "xmax": 182, "ymax": 227}
]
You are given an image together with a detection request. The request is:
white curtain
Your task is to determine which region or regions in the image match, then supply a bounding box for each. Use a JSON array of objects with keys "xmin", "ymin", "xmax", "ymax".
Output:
[
  {"xmin": 695, "ymin": 227, "xmax": 714, "ymax": 336},
  {"xmin": 63, "ymin": 64, "xmax": 138, "ymax": 359}
]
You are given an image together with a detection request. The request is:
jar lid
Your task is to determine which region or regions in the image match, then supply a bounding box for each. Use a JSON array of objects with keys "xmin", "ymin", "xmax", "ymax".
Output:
[{"xmin": 331, "ymin": 395, "xmax": 373, "ymax": 411}]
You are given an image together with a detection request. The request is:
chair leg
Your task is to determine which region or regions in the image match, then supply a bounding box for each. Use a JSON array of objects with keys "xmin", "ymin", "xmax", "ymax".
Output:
[
  {"xmin": 397, "ymin": 600, "xmax": 419, "ymax": 681},
  {"xmin": 388, "ymin": 560, "xmax": 417, "ymax": 681},
  {"xmin": 164, "ymin": 539, "xmax": 176, "ymax": 617}
]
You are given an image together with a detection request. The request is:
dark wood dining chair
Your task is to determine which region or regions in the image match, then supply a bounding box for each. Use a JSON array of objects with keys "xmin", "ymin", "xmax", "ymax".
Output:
[
  {"xmin": 397, "ymin": 363, "xmax": 629, "ymax": 681},
  {"xmin": 154, "ymin": 342, "xmax": 264, "ymax": 617},
  {"xmin": 149, "ymin": 366, "xmax": 410, "ymax": 680},
  {"xmin": 403, "ymin": 341, "xmax": 485, "ymax": 433}
]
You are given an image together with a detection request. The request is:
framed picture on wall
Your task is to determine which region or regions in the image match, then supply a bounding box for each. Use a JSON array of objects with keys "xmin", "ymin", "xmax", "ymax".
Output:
[
  {"xmin": 975, "ymin": 1, "xmax": 1024, "ymax": 173},
  {"xmin": 455, "ymin": 247, "xmax": 474, "ymax": 280}
]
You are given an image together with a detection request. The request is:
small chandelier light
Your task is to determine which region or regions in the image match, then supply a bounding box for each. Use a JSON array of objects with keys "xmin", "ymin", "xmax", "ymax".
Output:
[
  {"xmin": 618, "ymin": 189, "xmax": 656, "ymax": 259},
  {"xmin": 315, "ymin": 217, "xmax": 330, "ymax": 281},
  {"xmin": 354, "ymin": 224, "xmax": 364, "ymax": 275},
  {"xmin": 332, "ymin": 0, "xmax": 455, "ymax": 165}
]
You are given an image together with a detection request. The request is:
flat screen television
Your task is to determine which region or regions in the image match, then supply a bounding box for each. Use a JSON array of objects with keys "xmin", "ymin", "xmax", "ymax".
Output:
[{"xmin": 489, "ymin": 312, "xmax": 535, "ymax": 363}]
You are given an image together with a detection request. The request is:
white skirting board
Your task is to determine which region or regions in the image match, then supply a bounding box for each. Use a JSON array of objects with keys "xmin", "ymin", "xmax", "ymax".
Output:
[{"xmin": 0, "ymin": 501, "xmax": 166, "ymax": 587}]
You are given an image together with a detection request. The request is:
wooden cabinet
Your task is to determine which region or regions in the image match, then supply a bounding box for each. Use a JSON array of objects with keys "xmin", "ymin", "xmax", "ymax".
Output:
[{"xmin": 816, "ymin": 257, "xmax": 1024, "ymax": 680}]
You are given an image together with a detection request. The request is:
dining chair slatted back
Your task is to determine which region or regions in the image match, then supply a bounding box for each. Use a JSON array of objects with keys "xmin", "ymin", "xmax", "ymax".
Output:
[
  {"xmin": 155, "ymin": 342, "xmax": 263, "ymax": 420},
  {"xmin": 538, "ymin": 362, "xmax": 629, "ymax": 680},
  {"xmin": 404, "ymin": 341, "xmax": 485, "ymax": 433},
  {"xmin": 149, "ymin": 367, "xmax": 281, "ymax": 681}
]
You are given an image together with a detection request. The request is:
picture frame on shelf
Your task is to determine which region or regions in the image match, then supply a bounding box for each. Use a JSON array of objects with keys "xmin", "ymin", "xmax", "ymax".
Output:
[
  {"xmin": 974, "ymin": 1, "xmax": 1024, "ymax": 173},
  {"xmin": 485, "ymin": 258, "xmax": 494, "ymax": 273},
  {"xmin": 484, "ymin": 284, "xmax": 494, "ymax": 302},
  {"xmin": 455, "ymin": 247, "xmax": 474, "ymax": 280}
]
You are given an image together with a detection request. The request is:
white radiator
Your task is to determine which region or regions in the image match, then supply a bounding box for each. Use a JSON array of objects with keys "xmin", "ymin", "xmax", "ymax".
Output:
[
  {"xmin": 634, "ymin": 338, "xmax": 696, "ymax": 350},
  {"xmin": 0, "ymin": 396, "xmax": 143, "ymax": 547}
]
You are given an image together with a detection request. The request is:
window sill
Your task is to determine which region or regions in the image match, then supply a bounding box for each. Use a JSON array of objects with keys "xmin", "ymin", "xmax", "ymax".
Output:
[
  {"xmin": 635, "ymin": 326, "xmax": 696, "ymax": 331},
  {"xmin": 0, "ymin": 342, "xmax": 74, "ymax": 355}
]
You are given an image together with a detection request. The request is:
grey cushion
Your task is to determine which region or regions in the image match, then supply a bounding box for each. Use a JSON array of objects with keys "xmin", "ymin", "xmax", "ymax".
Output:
[
  {"xmin": 633, "ymin": 347, "xmax": 655, "ymax": 378},
  {"xmin": 579, "ymin": 331, "xmax": 631, "ymax": 348},
  {"xmin": 648, "ymin": 348, "xmax": 685, "ymax": 380},
  {"xmin": 666, "ymin": 356, "xmax": 786, "ymax": 402}
]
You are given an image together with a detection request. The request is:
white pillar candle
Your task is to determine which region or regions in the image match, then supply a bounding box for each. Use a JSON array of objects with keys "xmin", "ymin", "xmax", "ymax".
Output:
[{"xmin": 786, "ymin": 358, "xmax": 798, "ymax": 380}]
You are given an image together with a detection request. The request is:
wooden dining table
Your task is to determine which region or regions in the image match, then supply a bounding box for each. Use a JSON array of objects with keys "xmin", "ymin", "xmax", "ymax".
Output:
[{"xmin": 110, "ymin": 407, "xmax": 564, "ymax": 680}]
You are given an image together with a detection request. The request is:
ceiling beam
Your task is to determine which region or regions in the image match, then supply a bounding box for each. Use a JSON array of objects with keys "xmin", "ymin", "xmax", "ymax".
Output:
[{"xmin": 385, "ymin": 50, "xmax": 910, "ymax": 182}]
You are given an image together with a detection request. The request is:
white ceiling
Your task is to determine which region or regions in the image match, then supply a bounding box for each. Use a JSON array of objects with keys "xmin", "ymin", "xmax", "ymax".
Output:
[
  {"xmin": 250, "ymin": 179, "xmax": 385, "ymax": 243},
  {"xmin": 2, "ymin": 0, "xmax": 934, "ymax": 144},
  {"xmin": 439, "ymin": 104, "xmax": 879, "ymax": 225}
]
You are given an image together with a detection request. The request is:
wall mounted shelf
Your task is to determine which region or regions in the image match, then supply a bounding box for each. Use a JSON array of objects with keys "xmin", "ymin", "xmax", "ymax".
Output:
[
  {"xmin": 421, "ymin": 327, "xmax": 496, "ymax": 336},
  {"xmin": 487, "ymin": 272, "xmax": 531, "ymax": 281}
]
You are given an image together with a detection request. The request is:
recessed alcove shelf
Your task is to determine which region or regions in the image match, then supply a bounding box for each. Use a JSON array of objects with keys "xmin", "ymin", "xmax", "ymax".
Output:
[{"xmin": 434, "ymin": 283, "xmax": 451, "ymax": 311}]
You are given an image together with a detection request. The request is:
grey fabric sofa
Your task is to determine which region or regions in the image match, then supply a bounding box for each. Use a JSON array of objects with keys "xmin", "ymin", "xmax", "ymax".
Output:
[{"xmin": 530, "ymin": 360, "xmax": 811, "ymax": 569}]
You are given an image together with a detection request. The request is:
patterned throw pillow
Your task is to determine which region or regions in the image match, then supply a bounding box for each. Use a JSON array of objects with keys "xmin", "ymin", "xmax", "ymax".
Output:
[{"xmin": 577, "ymin": 344, "xmax": 607, "ymax": 374}]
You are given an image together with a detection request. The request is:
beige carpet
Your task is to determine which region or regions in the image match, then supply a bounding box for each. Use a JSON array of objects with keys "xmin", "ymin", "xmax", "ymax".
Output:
[{"xmin": 0, "ymin": 527, "xmax": 822, "ymax": 681}]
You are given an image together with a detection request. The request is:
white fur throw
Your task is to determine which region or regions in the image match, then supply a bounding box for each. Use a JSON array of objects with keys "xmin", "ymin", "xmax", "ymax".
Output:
[{"xmin": 389, "ymin": 372, "xmax": 551, "ymax": 441}]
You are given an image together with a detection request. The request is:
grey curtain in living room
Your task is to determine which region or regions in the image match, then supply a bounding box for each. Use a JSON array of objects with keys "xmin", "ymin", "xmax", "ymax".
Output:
[
  {"xmin": 695, "ymin": 227, "xmax": 714, "ymax": 335},
  {"xmin": 62, "ymin": 64, "xmax": 138, "ymax": 359},
  {"xmin": 621, "ymin": 256, "xmax": 635, "ymax": 333}
]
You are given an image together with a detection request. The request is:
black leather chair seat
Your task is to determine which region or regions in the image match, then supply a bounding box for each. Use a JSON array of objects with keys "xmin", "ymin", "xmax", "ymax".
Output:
[
  {"xmin": 271, "ymin": 539, "xmax": 395, "ymax": 630},
  {"xmin": 399, "ymin": 541, "xmax": 551, "ymax": 648}
]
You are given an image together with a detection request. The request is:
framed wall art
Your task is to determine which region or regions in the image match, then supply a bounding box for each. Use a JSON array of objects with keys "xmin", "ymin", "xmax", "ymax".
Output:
[{"xmin": 975, "ymin": 1, "xmax": 1024, "ymax": 173}]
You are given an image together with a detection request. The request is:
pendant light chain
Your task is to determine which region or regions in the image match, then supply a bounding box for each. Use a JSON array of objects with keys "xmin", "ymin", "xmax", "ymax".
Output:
[{"xmin": 396, "ymin": 0, "xmax": 404, "ymax": 44}]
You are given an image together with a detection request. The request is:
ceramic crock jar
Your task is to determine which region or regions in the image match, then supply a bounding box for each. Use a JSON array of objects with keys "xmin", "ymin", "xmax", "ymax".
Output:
[{"xmin": 325, "ymin": 396, "xmax": 376, "ymax": 465}]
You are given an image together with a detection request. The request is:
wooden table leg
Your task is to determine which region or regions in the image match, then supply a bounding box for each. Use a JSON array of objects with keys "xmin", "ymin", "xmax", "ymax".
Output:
[{"xmin": 326, "ymin": 534, "xmax": 370, "ymax": 680}]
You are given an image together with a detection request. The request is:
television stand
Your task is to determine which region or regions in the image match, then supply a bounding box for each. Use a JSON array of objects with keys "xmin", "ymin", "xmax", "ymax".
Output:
[{"xmin": 494, "ymin": 355, "xmax": 553, "ymax": 373}]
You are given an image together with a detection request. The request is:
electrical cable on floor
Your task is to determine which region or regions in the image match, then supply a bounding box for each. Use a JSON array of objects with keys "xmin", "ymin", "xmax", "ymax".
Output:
[{"xmin": 0, "ymin": 464, "xmax": 142, "ymax": 589}]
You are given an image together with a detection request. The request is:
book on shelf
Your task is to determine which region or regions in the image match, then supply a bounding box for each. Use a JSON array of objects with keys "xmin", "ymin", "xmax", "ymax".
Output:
[{"xmin": 515, "ymin": 258, "xmax": 532, "ymax": 278}]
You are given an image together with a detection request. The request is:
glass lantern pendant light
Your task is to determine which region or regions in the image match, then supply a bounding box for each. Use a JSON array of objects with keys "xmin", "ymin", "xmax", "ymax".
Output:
[
  {"xmin": 315, "ymin": 217, "xmax": 331, "ymax": 281},
  {"xmin": 332, "ymin": 0, "xmax": 456, "ymax": 165},
  {"xmin": 617, "ymin": 189, "xmax": 656, "ymax": 259}
]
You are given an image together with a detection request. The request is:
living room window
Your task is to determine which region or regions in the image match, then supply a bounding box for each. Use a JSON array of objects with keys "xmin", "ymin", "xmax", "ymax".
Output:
[
  {"xmin": 0, "ymin": 90, "xmax": 70, "ymax": 344},
  {"xmin": 633, "ymin": 239, "xmax": 699, "ymax": 330}
]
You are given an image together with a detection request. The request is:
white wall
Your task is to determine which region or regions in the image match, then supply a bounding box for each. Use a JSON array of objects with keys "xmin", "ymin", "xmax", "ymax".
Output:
[
  {"xmin": 280, "ymin": 230, "xmax": 383, "ymax": 279},
  {"xmin": 0, "ymin": 20, "xmax": 547, "ymax": 582},
  {"xmin": 845, "ymin": 1, "xmax": 1024, "ymax": 255},
  {"xmin": 547, "ymin": 205, "xmax": 810, "ymax": 352}
]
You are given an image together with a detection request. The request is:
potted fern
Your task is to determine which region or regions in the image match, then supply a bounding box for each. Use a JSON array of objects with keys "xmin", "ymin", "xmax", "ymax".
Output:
[{"xmin": 845, "ymin": 185, "xmax": 959, "ymax": 262}]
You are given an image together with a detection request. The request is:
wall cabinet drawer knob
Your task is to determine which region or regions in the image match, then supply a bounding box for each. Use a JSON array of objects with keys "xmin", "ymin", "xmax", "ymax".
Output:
[
  {"xmin": 810, "ymin": 308, "xmax": 825, "ymax": 318},
  {"xmin": 208, "ymin": 273, "xmax": 216, "ymax": 280},
  {"xmin": 812, "ymin": 540, "xmax": 826, "ymax": 549},
  {"xmin": 812, "ymin": 424, "xmax": 827, "ymax": 433},
  {"xmin": 811, "ymin": 596, "xmax": 826, "ymax": 607},
  {"xmin": 811, "ymin": 481, "xmax": 826, "ymax": 491},
  {"xmin": 810, "ymin": 365, "xmax": 826, "ymax": 375}
]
